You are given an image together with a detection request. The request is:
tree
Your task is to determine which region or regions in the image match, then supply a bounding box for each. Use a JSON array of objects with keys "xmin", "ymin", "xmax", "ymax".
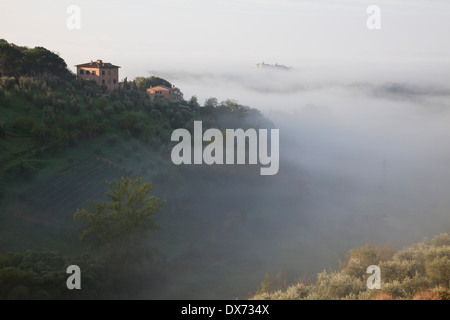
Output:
[
  {"xmin": 21, "ymin": 46, "xmax": 71, "ymax": 78},
  {"xmin": 133, "ymin": 76, "xmax": 171, "ymax": 91},
  {"xmin": 74, "ymin": 177, "xmax": 165, "ymax": 251},
  {"xmin": 204, "ymin": 97, "xmax": 218, "ymax": 108},
  {"xmin": 0, "ymin": 40, "xmax": 21, "ymax": 76},
  {"xmin": 188, "ymin": 95, "xmax": 200, "ymax": 109}
]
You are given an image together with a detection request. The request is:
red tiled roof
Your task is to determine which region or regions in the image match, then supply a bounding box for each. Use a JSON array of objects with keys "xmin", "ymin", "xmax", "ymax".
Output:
[
  {"xmin": 147, "ymin": 85, "xmax": 171, "ymax": 92},
  {"xmin": 75, "ymin": 60, "xmax": 120, "ymax": 68}
]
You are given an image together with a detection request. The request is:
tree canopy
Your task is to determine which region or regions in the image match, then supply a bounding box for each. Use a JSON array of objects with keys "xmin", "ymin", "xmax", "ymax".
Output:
[
  {"xmin": 0, "ymin": 39, "xmax": 72, "ymax": 78},
  {"xmin": 74, "ymin": 177, "xmax": 165, "ymax": 250},
  {"xmin": 133, "ymin": 76, "xmax": 172, "ymax": 91}
]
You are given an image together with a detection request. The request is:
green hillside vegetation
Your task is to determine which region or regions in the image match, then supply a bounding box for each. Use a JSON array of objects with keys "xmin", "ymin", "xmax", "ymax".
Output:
[
  {"xmin": 0, "ymin": 176, "xmax": 166, "ymax": 299},
  {"xmin": 0, "ymin": 39, "xmax": 275, "ymax": 299},
  {"xmin": 251, "ymin": 232, "xmax": 450, "ymax": 300},
  {"xmin": 0, "ymin": 39, "xmax": 269, "ymax": 197}
]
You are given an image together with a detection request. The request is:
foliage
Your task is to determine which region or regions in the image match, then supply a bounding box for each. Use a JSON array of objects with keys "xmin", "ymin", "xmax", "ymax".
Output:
[
  {"xmin": 74, "ymin": 177, "xmax": 165, "ymax": 251},
  {"xmin": 251, "ymin": 233, "xmax": 450, "ymax": 300},
  {"xmin": 0, "ymin": 39, "xmax": 73, "ymax": 79},
  {"xmin": 133, "ymin": 76, "xmax": 171, "ymax": 91},
  {"xmin": 0, "ymin": 40, "xmax": 21, "ymax": 76},
  {"xmin": 0, "ymin": 251, "xmax": 112, "ymax": 299},
  {"xmin": 256, "ymin": 273, "xmax": 272, "ymax": 295},
  {"xmin": 204, "ymin": 97, "xmax": 218, "ymax": 108}
]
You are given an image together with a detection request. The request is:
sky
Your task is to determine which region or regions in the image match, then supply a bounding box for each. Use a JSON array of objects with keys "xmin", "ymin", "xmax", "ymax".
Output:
[{"xmin": 1, "ymin": 0, "xmax": 450, "ymax": 83}]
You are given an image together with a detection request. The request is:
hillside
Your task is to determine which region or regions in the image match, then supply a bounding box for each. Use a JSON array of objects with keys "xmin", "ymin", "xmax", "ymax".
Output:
[
  {"xmin": 1, "ymin": 40, "xmax": 301, "ymax": 299},
  {"xmin": 251, "ymin": 232, "xmax": 450, "ymax": 300}
]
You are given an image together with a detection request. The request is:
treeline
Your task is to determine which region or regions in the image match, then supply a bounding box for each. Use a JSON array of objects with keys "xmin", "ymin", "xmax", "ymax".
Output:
[
  {"xmin": 0, "ymin": 39, "xmax": 72, "ymax": 79},
  {"xmin": 0, "ymin": 251, "xmax": 111, "ymax": 299},
  {"xmin": 0, "ymin": 40, "xmax": 269, "ymax": 187},
  {"xmin": 251, "ymin": 232, "xmax": 450, "ymax": 300}
]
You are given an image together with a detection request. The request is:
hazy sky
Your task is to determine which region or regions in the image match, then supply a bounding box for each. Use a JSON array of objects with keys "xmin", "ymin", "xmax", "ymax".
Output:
[{"xmin": 1, "ymin": 0, "xmax": 449, "ymax": 80}]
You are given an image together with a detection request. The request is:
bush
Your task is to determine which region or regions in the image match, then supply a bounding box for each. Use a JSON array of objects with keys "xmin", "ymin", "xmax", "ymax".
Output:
[
  {"xmin": 253, "ymin": 233, "xmax": 450, "ymax": 300},
  {"xmin": 97, "ymin": 97, "xmax": 107, "ymax": 111},
  {"xmin": 0, "ymin": 88, "xmax": 10, "ymax": 106},
  {"xmin": 104, "ymin": 106, "xmax": 114, "ymax": 118},
  {"xmin": 307, "ymin": 271, "xmax": 365, "ymax": 300},
  {"xmin": 69, "ymin": 99, "xmax": 80, "ymax": 115},
  {"xmin": 379, "ymin": 258, "xmax": 415, "ymax": 283},
  {"xmin": 431, "ymin": 233, "xmax": 450, "ymax": 247},
  {"xmin": 30, "ymin": 122, "xmax": 48, "ymax": 143},
  {"xmin": 94, "ymin": 110, "xmax": 103, "ymax": 122},
  {"xmin": 425, "ymin": 248, "xmax": 450, "ymax": 288},
  {"xmin": 0, "ymin": 251, "xmax": 113, "ymax": 299},
  {"xmin": 42, "ymin": 106, "xmax": 56, "ymax": 126},
  {"xmin": 12, "ymin": 116, "xmax": 34, "ymax": 133},
  {"xmin": 113, "ymin": 101, "xmax": 124, "ymax": 114},
  {"xmin": 380, "ymin": 280, "xmax": 406, "ymax": 298},
  {"xmin": 0, "ymin": 77, "xmax": 17, "ymax": 90},
  {"xmin": 150, "ymin": 109, "xmax": 161, "ymax": 119},
  {"xmin": 32, "ymin": 93, "xmax": 47, "ymax": 109}
]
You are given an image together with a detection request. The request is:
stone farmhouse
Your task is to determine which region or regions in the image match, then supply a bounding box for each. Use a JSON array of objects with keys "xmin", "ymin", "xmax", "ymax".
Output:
[{"xmin": 75, "ymin": 59, "xmax": 120, "ymax": 91}]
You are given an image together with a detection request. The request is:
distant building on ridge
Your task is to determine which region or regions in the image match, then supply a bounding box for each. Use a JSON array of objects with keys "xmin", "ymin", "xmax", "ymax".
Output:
[
  {"xmin": 147, "ymin": 84, "xmax": 183, "ymax": 102},
  {"xmin": 75, "ymin": 59, "xmax": 120, "ymax": 91},
  {"xmin": 253, "ymin": 62, "xmax": 291, "ymax": 71}
]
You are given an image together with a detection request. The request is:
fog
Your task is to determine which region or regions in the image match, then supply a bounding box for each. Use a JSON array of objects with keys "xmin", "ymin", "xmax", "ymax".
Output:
[
  {"xmin": 1, "ymin": 0, "xmax": 450, "ymax": 301},
  {"xmin": 140, "ymin": 60, "xmax": 450, "ymax": 299}
]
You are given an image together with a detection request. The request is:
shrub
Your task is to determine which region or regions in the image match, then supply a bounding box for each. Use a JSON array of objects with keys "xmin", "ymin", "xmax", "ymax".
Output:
[
  {"xmin": 379, "ymin": 258, "xmax": 415, "ymax": 283},
  {"xmin": 371, "ymin": 292, "xmax": 395, "ymax": 300},
  {"xmin": 425, "ymin": 252, "xmax": 450, "ymax": 288},
  {"xmin": 30, "ymin": 122, "xmax": 48, "ymax": 143},
  {"xmin": 412, "ymin": 289, "xmax": 441, "ymax": 300},
  {"xmin": 0, "ymin": 88, "xmax": 10, "ymax": 106},
  {"xmin": 150, "ymin": 109, "xmax": 161, "ymax": 119},
  {"xmin": 69, "ymin": 99, "xmax": 80, "ymax": 115},
  {"xmin": 104, "ymin": 106, "xmax": 114, "ymax": 118},
  {"xmin": 431, "ymin": 233, "xmax": 450, "ymax": 247},
  {"xmin": 0, "ymin": 77, "xmax": 17, "ymax": 90},
  {"xmin": 94, "ymin": 109, "xmax": 103, "ymax": 122},
  {"xmin": 395, "ymin": 243, "xmax": 429, "ymax": 275},
  {"xmin": 380, "ymin": 280, "xmax": 406, "ymax": 298},
  {"xmin": 12, "ymin": 116, "xmax": 34, "ymax": 132},
  {"xmin": 113, "ymin": 101, "xmax": 124, "ymax": 114},
  {"xmin": 307, "ymin": 271, "xmax": 365, "ymax": 300},
  {"xmin": 42, "ymin": 106, "xmax": 56, "ymax": 126}
]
